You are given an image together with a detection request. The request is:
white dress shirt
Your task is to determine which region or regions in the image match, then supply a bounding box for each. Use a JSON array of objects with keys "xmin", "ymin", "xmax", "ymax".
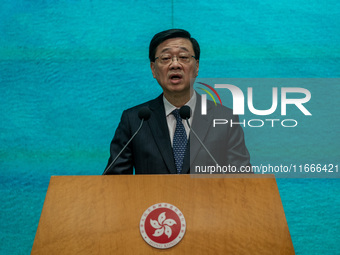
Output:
[{"xmin": 163, "ymin": 93, "xmax": 196, "ymax": 147}]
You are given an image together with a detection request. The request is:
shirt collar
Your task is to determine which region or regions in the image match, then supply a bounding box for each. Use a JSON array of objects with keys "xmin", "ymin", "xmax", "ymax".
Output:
[{"xmin": 163, "ymin": 92, "xmax": 196, "ymax": 118}]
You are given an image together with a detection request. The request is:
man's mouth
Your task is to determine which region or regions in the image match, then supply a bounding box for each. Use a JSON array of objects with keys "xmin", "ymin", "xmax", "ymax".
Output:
[{"xmin": 169, "ymin": 73, "xmax": 183, "ymax": 83}]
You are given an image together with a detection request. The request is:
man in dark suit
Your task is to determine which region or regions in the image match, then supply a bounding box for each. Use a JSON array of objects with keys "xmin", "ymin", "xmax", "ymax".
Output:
[{"xmin": 104, "ymin": 29, "xmax": 251, "ymax": 175}]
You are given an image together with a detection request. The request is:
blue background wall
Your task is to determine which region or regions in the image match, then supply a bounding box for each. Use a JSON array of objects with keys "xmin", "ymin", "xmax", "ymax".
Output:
[{"xmin": 1, "ymin": 0, "xmax": 339, "ymax": 254}]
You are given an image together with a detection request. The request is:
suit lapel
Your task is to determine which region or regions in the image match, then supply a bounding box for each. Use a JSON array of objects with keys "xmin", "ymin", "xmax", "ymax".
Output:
[
  {"xmin": 181, "ymin": 93, "xmax": 213, "ymax": 173},
  {"xmin": 181, "ymin": 138, "xmax": 190, "ymax": 174},
  {"xmin": 148, "ymin": 95, "xmax": 177, "ymax": 174},
  {"xmin": 189, "ymin": 94, "xmax": 214, "ymax": 170}
]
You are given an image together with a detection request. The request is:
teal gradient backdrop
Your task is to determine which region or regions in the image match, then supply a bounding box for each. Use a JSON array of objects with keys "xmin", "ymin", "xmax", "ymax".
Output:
[{"xmin": 1, "ymin": 0, "xmax": 339, "ymax": 254}]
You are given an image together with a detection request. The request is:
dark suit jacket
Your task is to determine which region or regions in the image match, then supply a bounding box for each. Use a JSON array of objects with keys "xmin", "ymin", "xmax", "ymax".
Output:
[{"xmin": 104, "ymin": 93, "xmax": 251, "ymax": 174}]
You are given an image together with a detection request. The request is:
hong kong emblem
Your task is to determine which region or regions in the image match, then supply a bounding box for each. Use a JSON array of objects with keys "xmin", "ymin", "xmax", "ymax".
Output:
[{"xmin": 139, "ymin": 203, "xmax": 186, "ymax": 249}]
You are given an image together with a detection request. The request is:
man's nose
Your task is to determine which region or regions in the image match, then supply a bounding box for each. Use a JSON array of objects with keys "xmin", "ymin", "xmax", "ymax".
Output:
[{"xmin": 169, "ymin": 56, "xmax": 182, "ymax": 68}]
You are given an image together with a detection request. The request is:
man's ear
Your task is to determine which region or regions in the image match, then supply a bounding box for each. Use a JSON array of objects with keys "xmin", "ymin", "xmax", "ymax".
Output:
[
  {"xmin": 150, "ymin": 62, "xmax": 156, "ymax": 78},
  {"xmin": 195, "ymin": 60, "xmax": 199, "ymax": 77}
]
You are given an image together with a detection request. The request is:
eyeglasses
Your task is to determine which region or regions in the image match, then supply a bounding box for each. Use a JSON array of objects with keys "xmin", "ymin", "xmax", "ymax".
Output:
[{"xmin": 154, "ymin": 53, "xmax": 196, "ymax": 65}]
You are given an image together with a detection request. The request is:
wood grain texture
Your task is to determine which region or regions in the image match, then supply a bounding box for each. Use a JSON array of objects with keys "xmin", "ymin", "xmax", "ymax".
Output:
[{"xmin": 31, "ymin": 175, "xmax": 294, "ymax": 254}]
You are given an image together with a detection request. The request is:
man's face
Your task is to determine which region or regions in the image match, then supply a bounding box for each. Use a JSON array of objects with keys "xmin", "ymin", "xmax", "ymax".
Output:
[{"xmin": 150, "ymin": 37, "xmax": 199, "ymax": 98}]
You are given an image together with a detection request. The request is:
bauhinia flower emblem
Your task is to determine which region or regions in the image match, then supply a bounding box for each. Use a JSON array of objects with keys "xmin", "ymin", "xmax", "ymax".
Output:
[{"xmin": 150, "ymin": 212, "xmax": 177, "ymax": 238}]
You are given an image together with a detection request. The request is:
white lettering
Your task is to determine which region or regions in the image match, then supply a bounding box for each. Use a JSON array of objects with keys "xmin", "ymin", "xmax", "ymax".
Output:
[
  {"xmin": 213, "ymin": 119, "xmax": 228, "ymax": 127},
  {"xmin": 215, "ymin": 84, "xmax": 245, "ymax": 115},
  {"xmin": 281, "ymin": 119, "xmax": 298, "ymax": 127},
  {"xmin": 230, "ymin": 119, "xmax": 246, "ymax": 127},
  {"xmin": 247, "ymin": 119, "xmax": 264, "ymax": 127},
  {"xmin": 248, "ymin": 87, "xmax": 278, "ymax": 115},
  {"xmin": 281, "ymin": 87, "xmax": 312, "ymax": 115}
]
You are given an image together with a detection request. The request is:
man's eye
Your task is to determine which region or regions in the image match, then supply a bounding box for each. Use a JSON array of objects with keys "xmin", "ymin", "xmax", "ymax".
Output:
[
  {"xmin": 180, "ymin": 56, "xmax": 189, "ymax": 59},
  {"xmin": 161, "ymin": 56, "xmax": 171, "ymax": 61}
]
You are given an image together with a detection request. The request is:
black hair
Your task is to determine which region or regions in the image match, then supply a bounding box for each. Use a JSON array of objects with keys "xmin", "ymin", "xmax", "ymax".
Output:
[{"xmin": 149, "ymin": 29, "xmax": 200, "ymax": 62}]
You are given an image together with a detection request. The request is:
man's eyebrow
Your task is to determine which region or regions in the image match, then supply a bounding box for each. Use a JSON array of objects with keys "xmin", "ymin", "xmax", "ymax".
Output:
[{"xmin": 159, "ymin": 46, "xmax": 190, "ymax": 54}]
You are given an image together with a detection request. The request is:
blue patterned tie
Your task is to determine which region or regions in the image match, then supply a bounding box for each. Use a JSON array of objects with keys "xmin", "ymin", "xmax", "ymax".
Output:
[{"xmin": 172, "ymin": 109, "xmax": 187, "ymax": 174}]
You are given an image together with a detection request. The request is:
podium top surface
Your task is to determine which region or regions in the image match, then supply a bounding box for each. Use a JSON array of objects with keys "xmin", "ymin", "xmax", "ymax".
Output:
[{"xmin": 32, "ymin": 174, "xmax": 294, "ymax": 254}]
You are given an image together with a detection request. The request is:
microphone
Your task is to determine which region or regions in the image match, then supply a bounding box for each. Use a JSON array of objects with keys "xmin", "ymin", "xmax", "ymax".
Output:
[
  {"xmin": 179, "ymin": 105, "xmax": 219, "ymax": 166},
  {"xmin": 138, "ymin": 106, "xmax": 151, "ymax": 121},
  {"xmin": 102, "ymin": 106, "xmax": 151, "ymax": 175}
]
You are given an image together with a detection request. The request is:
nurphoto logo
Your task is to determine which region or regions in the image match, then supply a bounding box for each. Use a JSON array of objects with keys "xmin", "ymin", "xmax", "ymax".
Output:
[{"xmin": 195, "ymin": 78, "xmax": 313, "ymax": 128}]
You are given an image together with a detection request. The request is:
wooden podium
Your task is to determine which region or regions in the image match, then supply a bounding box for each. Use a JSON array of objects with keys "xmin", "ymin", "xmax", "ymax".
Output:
[{"xmin": 31, "ymin": 175, "xmax": 294, "ymax": 254}]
